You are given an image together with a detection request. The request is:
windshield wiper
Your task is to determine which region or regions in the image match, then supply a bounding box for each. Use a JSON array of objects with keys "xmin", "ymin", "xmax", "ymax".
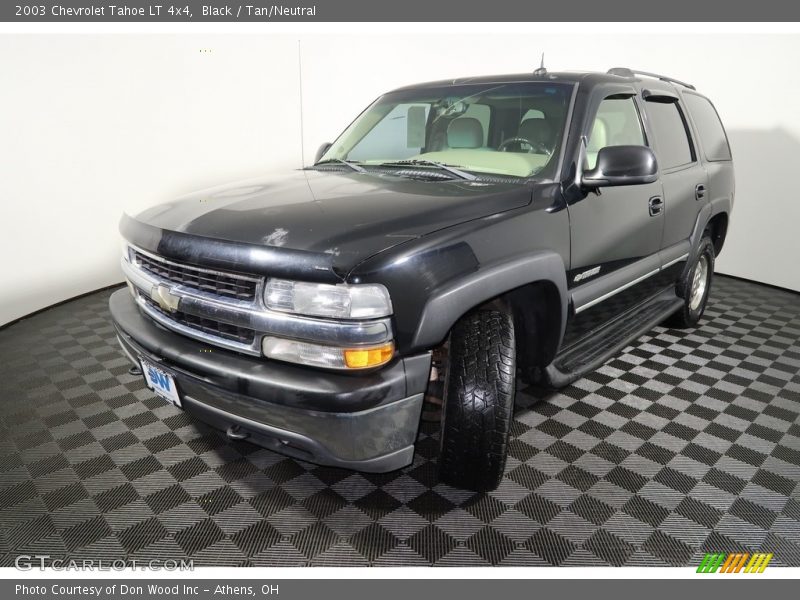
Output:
[
  {"xmin": 377, "ymin": 159, "xmax": 477, "ymax": 181},
  {"xmin": 312, "ymin": 158, "xmax": 366, "ymax": 173}
]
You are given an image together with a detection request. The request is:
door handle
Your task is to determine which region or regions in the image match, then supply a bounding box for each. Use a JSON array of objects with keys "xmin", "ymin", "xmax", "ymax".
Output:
[
  {"xmin": 648, "ymin": 196, "xmax": 664, "ymax": 217},
  {"xmin": 695, "ymin": 184, "xmax": 706, "ymax": 201}
]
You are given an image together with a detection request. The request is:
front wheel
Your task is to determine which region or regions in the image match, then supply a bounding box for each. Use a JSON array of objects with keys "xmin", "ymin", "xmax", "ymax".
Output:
[
  {"xmin": 665, "ymin": 236, "xmax": 715, "ymax": 329},
  {"xmin": 438, "ymin": 309, "xmax": 516, "ymax": 492}
]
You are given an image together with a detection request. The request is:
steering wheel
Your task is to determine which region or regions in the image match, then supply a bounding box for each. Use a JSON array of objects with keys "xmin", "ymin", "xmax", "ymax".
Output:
[{"xmin": 498, "ymin": 136, "xmax": 551, "ymax": 155}]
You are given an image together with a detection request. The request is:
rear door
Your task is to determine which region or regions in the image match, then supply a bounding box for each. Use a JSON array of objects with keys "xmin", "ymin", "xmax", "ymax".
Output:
[{"xmin": 640, "ymin": 85, "xmax": 708, "ymax": 278}]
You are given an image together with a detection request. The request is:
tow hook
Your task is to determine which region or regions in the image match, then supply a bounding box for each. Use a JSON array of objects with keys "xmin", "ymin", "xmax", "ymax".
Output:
[{"xmin": 226, "ymin": 425, "xmax": 249, "ymax": 441}]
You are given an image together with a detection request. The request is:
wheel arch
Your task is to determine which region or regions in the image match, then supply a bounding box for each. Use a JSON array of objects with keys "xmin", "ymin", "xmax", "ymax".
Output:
[
  {"xmin": 502, "ymin": 279, "xmax": 564, "ymax": 372},
  {"xmin": 410, "ymin": 251, "xmax": 568, "ymax": 363},
  {"xmin": 687, "ymin": 198, "xmax": 730, "ymax": 268},
  {"xmin": 706, "ymin": 212, "xmax": 729, "ymax": 256}
]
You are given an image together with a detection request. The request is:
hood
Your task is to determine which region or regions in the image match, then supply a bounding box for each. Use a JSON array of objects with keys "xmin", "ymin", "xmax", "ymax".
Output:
[{"xmin": 134, "ymin": 169, "xmax": 532, "ymax": 274}]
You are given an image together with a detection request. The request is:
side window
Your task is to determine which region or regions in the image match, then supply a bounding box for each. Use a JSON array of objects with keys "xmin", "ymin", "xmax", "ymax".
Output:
[
  {"xmin": 348, "ymin": 103, "xmax": 431, "ymax": 161},
  {"xmin": 683, "ymin": 94, "xmax": 732, "ymax": 161},
  {"xmin": 586, "ymin": 97, "xmax": 645, "ymax": 169},
  {"xmin": 644, "ymin": 101, "xmax": 695, "ymax": 169}
]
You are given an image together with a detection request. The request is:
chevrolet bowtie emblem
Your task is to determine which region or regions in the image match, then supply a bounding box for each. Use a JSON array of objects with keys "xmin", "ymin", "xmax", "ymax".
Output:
[{"xmin": 152, "ymin": 285, "xmax": 181, "ymax": 313}]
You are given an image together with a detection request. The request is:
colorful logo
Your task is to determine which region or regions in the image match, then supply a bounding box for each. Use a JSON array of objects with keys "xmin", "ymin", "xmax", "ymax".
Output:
[{"xmin": 697, "ymin": 552, "xmax": 773, "ymax": 573}]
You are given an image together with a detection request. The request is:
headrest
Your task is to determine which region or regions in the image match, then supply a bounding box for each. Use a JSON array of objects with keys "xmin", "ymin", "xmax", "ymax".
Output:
[
  {"xmin": 587, "ymin": 119, "xmax": 608, "ymax": 152},
  {"xmin": 447, "ymin": 117, "xmax": 484, "ymax": 149}
]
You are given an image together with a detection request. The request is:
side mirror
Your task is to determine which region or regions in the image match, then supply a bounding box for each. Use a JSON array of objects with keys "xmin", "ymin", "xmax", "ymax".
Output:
[
  {"xmin": 314, "ymin": 142, "xmax": 332, "ymax": 164},
  {"xmin": 581, "ymin": 145, "xmax": 658, "ymax": 188}
]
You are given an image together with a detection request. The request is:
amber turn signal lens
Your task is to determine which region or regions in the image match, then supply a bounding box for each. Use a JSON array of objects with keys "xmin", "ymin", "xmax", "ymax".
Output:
[{"xmin": 343, "ymin": 343, "xmax": 395, "ymax": 369}]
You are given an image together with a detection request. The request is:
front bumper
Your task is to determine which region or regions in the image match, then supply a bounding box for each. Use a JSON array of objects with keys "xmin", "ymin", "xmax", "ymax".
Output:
[{"xmin": 109, "ymin": 289, "xmax": 431, "ymax": 472}]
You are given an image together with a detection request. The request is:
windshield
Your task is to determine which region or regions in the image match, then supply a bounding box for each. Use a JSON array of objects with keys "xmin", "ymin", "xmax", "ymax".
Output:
[{"xmin": 319, "ymin": 82, "xmax": 573, "ymax": 178}]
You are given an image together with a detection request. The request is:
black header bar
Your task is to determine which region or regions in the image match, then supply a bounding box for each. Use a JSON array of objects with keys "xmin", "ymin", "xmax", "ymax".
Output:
[{"xmin": 3, "ymin": 0, "xmax": 800, "ymax": 22}]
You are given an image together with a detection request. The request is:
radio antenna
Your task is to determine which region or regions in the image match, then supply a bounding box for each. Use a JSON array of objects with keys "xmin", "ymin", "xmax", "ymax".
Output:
[
  {"xmin": 533, "ymin": 53, "xmax": 547, "ymax": 76},
  {"xmin": 298, "ymin": 39, "xmax": 305, "ymax": 167}
]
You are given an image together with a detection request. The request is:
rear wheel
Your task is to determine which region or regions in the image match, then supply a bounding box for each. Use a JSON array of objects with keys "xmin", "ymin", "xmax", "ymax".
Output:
[
  {"xmin": 665, "ymin": 236, "xmax": 715, "ymax": 328},
  {"xmin": 438, "ymin": 309, "xmax": 516, "ymax": 491}
]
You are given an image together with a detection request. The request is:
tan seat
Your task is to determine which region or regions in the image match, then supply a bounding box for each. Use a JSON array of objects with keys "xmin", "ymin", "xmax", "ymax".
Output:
[{"xmin": 447, "ymin": 117, "xmax": 484, "ymax": 149}]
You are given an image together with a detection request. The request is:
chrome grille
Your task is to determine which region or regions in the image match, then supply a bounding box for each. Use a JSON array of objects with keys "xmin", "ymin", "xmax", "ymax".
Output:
[
  {"xmin": 122, "ymin": 243, "xmax": 394, "ymax": 358},
  {"xmin": 140, "ymin": 293, "xmax": 256, "ymax": 345},
  {"xmin": 132, "ymin": 249, "xmax": 259, "ymax": 301}
]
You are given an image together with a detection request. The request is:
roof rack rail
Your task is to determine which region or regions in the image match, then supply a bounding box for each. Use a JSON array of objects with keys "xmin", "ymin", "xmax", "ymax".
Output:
[{"xmin": 607, "ymin": 67, "xmax": 696, "ymax": 91}]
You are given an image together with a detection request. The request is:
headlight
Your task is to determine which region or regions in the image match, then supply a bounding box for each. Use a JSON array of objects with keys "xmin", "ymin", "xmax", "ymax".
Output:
[
  {"xmin": 262, "ymin": 337, "xmax": 395, "ymax": 370},
  {"xmin": 264, "ymin": 279, "xmax": 392, "ymax": 319}
]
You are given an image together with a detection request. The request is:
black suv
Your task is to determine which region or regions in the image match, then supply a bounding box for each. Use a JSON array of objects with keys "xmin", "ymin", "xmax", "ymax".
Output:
[{"xmin": 110, "ymin": 68, "xmax": 734, "ymax": 491}]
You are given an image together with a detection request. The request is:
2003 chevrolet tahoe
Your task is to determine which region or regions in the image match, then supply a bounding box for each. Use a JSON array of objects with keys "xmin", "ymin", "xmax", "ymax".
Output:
[{"xmin": 110, "ymin": 67, "xmax": 734, "ymax": 491}]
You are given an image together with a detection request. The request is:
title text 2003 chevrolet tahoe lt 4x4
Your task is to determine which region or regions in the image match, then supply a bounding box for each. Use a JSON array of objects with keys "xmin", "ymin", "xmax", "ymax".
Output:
[{"xmin": 110, "ymin": 68, "xmax": 734, "ymax": 491}]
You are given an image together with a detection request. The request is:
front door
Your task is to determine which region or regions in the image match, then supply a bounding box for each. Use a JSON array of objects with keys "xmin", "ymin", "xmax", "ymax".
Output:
[{"xmin": 564, "ymin": 93, "xmax": 665, "ymax": 347}]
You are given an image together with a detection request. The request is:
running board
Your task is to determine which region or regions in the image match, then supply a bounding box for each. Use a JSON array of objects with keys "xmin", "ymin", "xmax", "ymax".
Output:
[{"xmin": 541, "ymin": 289, "xmax": 683, "ymax": 388}]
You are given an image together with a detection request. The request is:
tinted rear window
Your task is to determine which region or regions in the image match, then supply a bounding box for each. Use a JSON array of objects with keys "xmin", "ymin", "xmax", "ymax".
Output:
[
  {"xmin": 644, "ymin": 101, "xmax": 694, "ymax": 169},
  {"xmin": 683, "ymin": 93, "xmax": 732, "ymax": 161}
]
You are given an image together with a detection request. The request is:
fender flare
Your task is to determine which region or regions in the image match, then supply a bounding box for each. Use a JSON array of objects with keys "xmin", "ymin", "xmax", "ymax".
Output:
[
  {"xmin": 411, "ymin": 251, "xmax": 568, "ymax": 350},
  {"xmin": 686, "ymin": 196, "xmax": 731, "ymax": 269}
]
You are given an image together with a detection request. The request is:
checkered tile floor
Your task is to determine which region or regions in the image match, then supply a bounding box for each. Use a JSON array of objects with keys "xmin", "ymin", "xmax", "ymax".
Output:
[{"xmin": 1, "ymin": 276, "xmax": 799, "ymax": 567}]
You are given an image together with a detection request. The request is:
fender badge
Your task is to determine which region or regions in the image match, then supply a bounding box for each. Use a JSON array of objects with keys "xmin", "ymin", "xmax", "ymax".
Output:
[
  {"xmin": 151, "ymin": 285, "xmax": 181, "ymax": 313},
  {"xmin": 574, "ymin": 266, "xmax": 601, "ymax": 283}
]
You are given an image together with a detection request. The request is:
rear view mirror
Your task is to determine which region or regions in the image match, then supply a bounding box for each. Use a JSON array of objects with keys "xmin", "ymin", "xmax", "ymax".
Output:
[{"xmin": 582, "ymin": 145, "xmax": 658, "ymax": 187}]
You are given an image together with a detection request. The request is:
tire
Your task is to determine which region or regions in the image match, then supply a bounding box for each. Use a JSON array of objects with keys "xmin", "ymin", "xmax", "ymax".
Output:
[
  {"xmin": 665, "ymin": 236, "xmax": 715, "ymax": 329},
  {"xmin": 438, "ymin": 309, "xmax": 516, "ymax": 491}
]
